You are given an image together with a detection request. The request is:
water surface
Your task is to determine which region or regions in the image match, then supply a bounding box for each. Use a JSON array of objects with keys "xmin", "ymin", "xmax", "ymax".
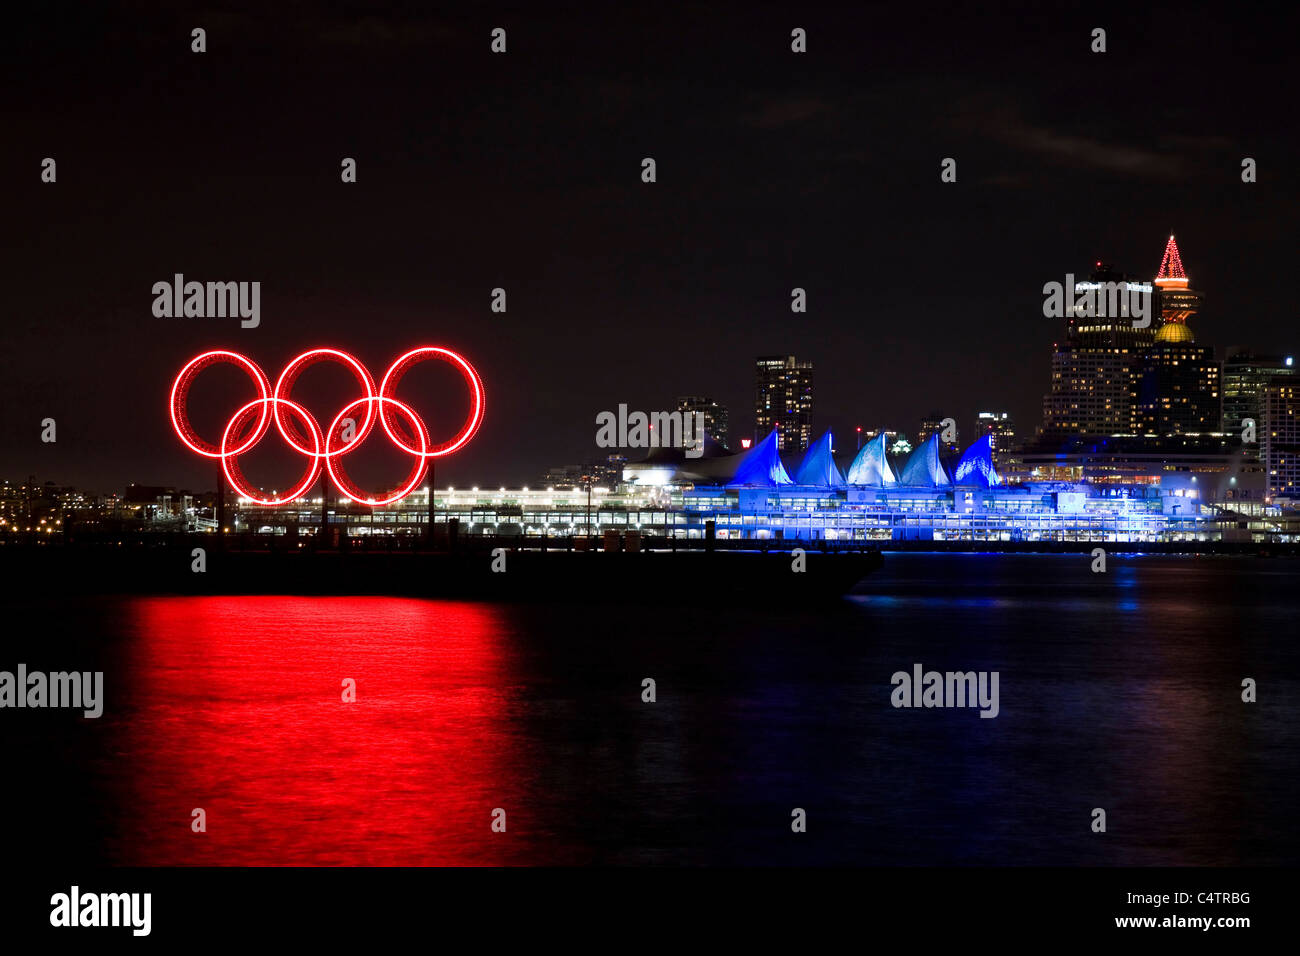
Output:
[{"xmin": 6, "ymin": 554, "xmax": 1297, "ymax": 865}]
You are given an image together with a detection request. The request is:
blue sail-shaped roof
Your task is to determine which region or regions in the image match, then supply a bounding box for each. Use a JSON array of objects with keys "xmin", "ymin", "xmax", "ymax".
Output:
[
  {"xmin": 898, "ymin": 433, "xmax": 952, "ymax": 487},
  {"xmin": 727, "ymin": 429, "xmax": 793, "ymax": 486},
  {"xmin": 793, "ymin": 430, "xmax": 846, "ymax": 488},
  {"xmin": 952, "ymin": 434, "xmax": 1002, "ymax": 487},
  {"xmin": 845, "ymin": 432, "xmax": 897, "ymax": 487}
]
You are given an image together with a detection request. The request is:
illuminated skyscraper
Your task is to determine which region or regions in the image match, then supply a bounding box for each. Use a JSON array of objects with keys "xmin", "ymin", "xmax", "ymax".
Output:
[
  {"xmin": 1136, "ymin": 237, "xmax": 1220, "ymax": 435},
  {"xmin": 1040, "ymin": 263, "xmax": 1154, "ymax": 436},
  {"xmin": 1135, "ymin": 342, "xmax": 1221, "ymax": 434},
  {"xmin": 1152, "ymin": 234, "xmax": 1206, "ymax": 338},
  {"xmin": 1264, "ymin": 380, "xmax": 1300, "ymax": 499},
  {"xmin": 1222, "ymin": 350, "xmax": 1296, "ymax": 443},
  {"xmin": 974, "ymin": 411, "xmax": 1016, "ymax": 468},
  {"xmin": 754, "ymin": 355, "xmax": 813, "ymax": 451}
]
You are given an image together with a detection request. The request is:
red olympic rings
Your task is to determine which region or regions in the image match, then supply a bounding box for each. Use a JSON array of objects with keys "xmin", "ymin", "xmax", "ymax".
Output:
[{"xmin": 170, "ymin": 348, "xmax": 485, "ymax": 505}]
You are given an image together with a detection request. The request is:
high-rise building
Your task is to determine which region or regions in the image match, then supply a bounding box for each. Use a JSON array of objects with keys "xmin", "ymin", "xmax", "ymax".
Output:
[
  {"xmin": 1135, "ymin": 342, "xmax": 1221, "ymax": 435},
  {"xmin": 974, "ymin": 411, "xmax": 1014, "ymax": 447},
  {"xmin": 1152, "ymin": 234, "xmax": 1206, "ymax": 332},
  {"xmin": 974, "ymin": 412, "xmax": 1016, "ymax": 467},
  {"xmin": 1263, "ymin": 380, "xmax": 1300, "ymax": 500},
  {"xmin": 1135, "ymin": 237, "xmax": 1220, "ymax": 435},
  {"xmin": 754, "ymin": 355, "xmax": 813, "ymax": 451},
  {"xmin": 675, "ymin": 396, "xmax": 730, "ymax": 450},
  {"xmin": 1040, "ymin": 263, "xmax": 1155, "ymax": 436},
  {"xmin": 917, "ymin": 414, "xmax": 958, "ymax": 453},
  {"xmin": 1222, "ymin": 350, "xmax": 1296, "ymax": 443}
]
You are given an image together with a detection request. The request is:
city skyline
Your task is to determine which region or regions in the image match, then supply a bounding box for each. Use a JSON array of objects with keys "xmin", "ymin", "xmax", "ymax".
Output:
[
  {"xmin": 7, "ymin": 230, "xmax": 1291, "ymax": 498},
  {"xmin": 6, "ymin": 3, "xmax": 1297, "ymax": 494}
]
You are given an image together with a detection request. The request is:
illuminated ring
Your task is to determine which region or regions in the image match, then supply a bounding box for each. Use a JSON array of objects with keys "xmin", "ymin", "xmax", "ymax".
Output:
[
  {"xmin": 221, "ymin": 397, "xmax": 323, "ymax": 506},
  {"xmin": 272, "ymin": 348, "xmax": 378, "ymax": 458},
  {"xmin": 170, "ymin": 347, "xmax": 484, "ymax": 505},
  {"xmin": 170, "ymin": 350, "xmax": 272, "ymax": 458},
  {"xmin": 379, "ymin": 347, "xmax": 485, "ymax": 458},
  {"xmin": 325, "ymin": 396, "xmax": 430, "ymax": 505}
]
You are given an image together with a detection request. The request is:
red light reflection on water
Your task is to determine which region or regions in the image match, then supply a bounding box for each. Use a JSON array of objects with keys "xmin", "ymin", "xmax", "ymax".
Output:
[{"xmin": 108, "ymin": 596, "xmax": 529, "ymax": 865}]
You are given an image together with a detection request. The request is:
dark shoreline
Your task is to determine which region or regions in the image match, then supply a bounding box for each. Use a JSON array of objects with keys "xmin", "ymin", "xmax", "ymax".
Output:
[
  {"xmin": 0, "ymin": 542, "xmax": 885, "ymax": 601},
  {"xmin": 7, "ymin": 534, "xmax": 1298, "ymax": 601}
]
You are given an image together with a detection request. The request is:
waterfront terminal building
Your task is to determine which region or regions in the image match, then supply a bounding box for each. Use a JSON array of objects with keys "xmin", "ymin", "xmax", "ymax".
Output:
[{"xmin": 228, "ymin": 426, "xmax": 1298, "ymax": 546}]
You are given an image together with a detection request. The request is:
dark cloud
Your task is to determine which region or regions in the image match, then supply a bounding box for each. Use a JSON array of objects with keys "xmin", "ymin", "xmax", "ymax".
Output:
[{"xmin": 742, "ymin": 96, "xmax": 835, "ymax": 129}]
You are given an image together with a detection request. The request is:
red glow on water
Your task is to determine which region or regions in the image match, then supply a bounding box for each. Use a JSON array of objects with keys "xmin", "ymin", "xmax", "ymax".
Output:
[{"xmin": 108, "ymin": 596, "xmax": 533, "ymax": 865}]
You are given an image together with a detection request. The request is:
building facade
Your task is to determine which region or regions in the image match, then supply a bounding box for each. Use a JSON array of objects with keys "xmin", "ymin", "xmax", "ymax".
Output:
[
  {"xmin": 1222, "ymin": 350, "xmax": 1295, "ymax": 444},
  {"xmin": 1041, "ymin": 264, "xmax": 1156, "ymax": 437},
  {"xmin": 227, "ymin": 428, "xmax": 1299, "ymax": 545},
  {"xmin": 917, "ymin": 415, "xmax": 958, "ymax": 453},
  {"xmin": 1134, "ymin": 336, "xmax": 1221, "ymax": 435},
  {"xmin": 974, "ymin": 412, "xmax": 1016, "ymax": 466},
  {"xmin": 675, "ymin": 395, "xmax": 730, "ymax": 449},
  {"xmin": 754, "ymin": 355, "xmax": 813, "ymax": 451},
  {"xmin": 1264, "ymin": 380, "xmax": 1300, "ymax": 500}
]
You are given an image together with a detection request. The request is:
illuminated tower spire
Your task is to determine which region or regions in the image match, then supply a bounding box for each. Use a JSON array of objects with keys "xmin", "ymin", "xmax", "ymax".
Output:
[
  {"xmin": 1154, "ymin": 234, "xmax": 1188, "ymax": 290},
  {"xmin": 1153, "ymin": 233, "xmax": 1203, "ymax": 341}
]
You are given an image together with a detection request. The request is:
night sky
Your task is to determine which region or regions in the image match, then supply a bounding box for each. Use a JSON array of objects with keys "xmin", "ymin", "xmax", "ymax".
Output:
[{"xmin": 5, "ymin": 1, "xmax": 1297, "ymax": 494}]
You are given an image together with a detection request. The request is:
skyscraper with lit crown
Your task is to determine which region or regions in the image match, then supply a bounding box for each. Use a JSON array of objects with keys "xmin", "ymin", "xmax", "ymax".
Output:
[
  {"xmin": 1152, "ymin": 233, "xmax": 1206, "ymax": 342},
  {"xmin": 1137, "ymin": 235, "xmax": 1220, "ymax": 434}
]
